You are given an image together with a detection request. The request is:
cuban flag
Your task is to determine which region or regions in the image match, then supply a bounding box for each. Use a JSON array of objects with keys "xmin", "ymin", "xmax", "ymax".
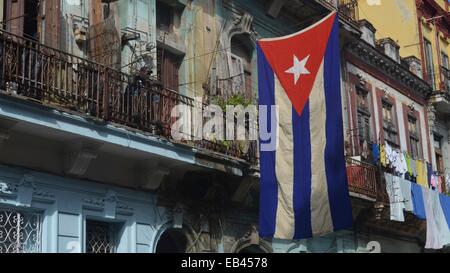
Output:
[{"xmin": 258, "ymin": 12, "xmax": 353, "ymax": 240}]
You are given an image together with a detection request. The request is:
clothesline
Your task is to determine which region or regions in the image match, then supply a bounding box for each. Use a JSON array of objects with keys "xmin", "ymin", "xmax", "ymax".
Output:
[
  {"xmin": 371, "ymin": 141, "xmax": 448, "ymax": 194},
  {"xmin": 384, "ymin": 172, "xmax": 450, "ymax": 250}
]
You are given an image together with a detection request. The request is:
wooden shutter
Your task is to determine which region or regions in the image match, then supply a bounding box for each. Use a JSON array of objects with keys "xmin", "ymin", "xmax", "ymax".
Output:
[
  {"xmin": 42, "ymin": 0, "xmax": 60, "ymax": 48},
  {"xmin": 4, "ymin": 0, "xmax": 24, "ymax": 36},
  {"xmin": 163, "ymin": 51, "xmax": 179, "ymax": 92},
  {"xmin": 230, "ymin": 53, "xmax": 245, "ymax": 95},
  {"xmin": 88, "ymin": 2, "xmax": 120, "ymax": 67}
]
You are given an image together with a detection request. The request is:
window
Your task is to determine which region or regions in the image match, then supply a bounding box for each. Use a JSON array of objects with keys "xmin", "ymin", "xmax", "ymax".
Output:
[
  {"xmin": 0, "ymin": 208, "xmax": 42, "ymax": 253},
  {"xmin": 24, "ymin": 0, "xmax": 39, "ymax": 39},
  {"xmin": 408, "ymin": 115, "xmax": 421, "ymax": 159},
  {"xmin": 102, "ymin": 2, "xmax": 111, "ymax": 20},
  {"xmin": 434, "ymin": 134, "xmax": 442, "ymax": 150},
  {"xmin": 230, "ymin": 34, "xmax": 254, "ymax": 99},
  {"xmin": 230, "ymin": 53, "xmax": 245, "ymax": 94},
  {"xmin": 157, "ymin": 47, "xmax": 181, "ymax": 91},
  {"xmin": 156, "ymin": 1, "xmax": 174, "ymax": 32},
  {"xmin": 442, "ymin": 52, "xmax": 449, "ymax": 70},
  {"xmin": 356, "ymin": 87, "xmax": 371, "ymax": 145},
  {"xmin": 382, "ymin": 100, "xmax": 398, "ymax": 146},
  {"xmin": 441, "ymin": 51, "xmax": 450, "ymax": 91},
  {"xmin": 424, "ymin": 39, "xmax": 435, "ymax": 90},
  {"xmin": 85, "ymin": 220, "xmax": 117, "ymax": 253},
  {"xmin": 155, "ymin": 228, "xmax": 188, "ymax": 253},
  {"xmin": 434, "ymin": 135, "xmax": 444, "ymax": 173},
  {"xmin": 4, "ymin": 0, "xmax": 39, "ymax": 39}
]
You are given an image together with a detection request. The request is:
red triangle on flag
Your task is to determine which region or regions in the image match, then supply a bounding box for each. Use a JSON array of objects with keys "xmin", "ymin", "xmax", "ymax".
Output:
[{"xmin": 258, "ymin": 12, "xmax": 337, "ymax": 116}]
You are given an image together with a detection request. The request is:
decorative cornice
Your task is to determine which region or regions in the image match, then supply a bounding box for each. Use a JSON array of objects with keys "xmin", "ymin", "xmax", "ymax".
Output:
[
  {"xmin": 0, "ymin": 176, "xmax": 54, "ymax": 202},
  {"xmin": 346, "ymin": 39, "xmax": 432, "ymax": 99},
  {"xmin": 0, "ymin": 180, "xmax": 18, "ymax": 196},
  {"xmin": 358, "ymin": 19, "xmax": 377, "ymax": 33},
  {"xmin": 377, "ymin": 37, "xmax": 400, "ymax": 50},
  {"xmin": 83, "ymin": 197, "xmax": 104, "ymax": 210},
  {"xmin": 82, "ymin": 193, "xmax": 134, "ymax": 214},
  {"xmin": 33, "ymin": 189, "xmax": 55, "ymax": 200}
]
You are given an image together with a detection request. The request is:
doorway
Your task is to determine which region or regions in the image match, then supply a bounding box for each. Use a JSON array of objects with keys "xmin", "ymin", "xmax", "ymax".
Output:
[{"xmin": 155, "ymin": 228, "xmax": 188, "ymax": 253}]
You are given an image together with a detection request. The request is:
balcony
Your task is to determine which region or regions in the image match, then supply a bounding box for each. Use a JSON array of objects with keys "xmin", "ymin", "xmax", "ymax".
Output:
[
  {"xmin": 346, "ymin": 157, "xmax": 378, "ymax": 200},
  {"xmin": 440, "ymin": 66, "xmax": 450, "ymax": 94},
  {"xmin": 0, "ymin": 30, "xmax": 258, "ymax": 165},
  {"xmin": 430, "ymin": 66, "xmax": 450, "ymax": 115},
  {"xmin": 275, "ymin": 0, "xmax": 359, "ymax": 32}
]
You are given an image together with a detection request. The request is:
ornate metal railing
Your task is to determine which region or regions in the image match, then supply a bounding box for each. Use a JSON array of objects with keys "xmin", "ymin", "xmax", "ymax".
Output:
[
  {"xmin": 440, "ymin": 66, "xmax": 450, "ymax": 95},
  {"xmin": 318, "ymin": 0, "xmax": 359, "ymax": 22},
  {"xmin": 346, "ymin": 157, "xmax": 378, "ymax": 200},
  {"xmin": 0, "ymin": 30, "xmax": 258, "ymax": 164}
]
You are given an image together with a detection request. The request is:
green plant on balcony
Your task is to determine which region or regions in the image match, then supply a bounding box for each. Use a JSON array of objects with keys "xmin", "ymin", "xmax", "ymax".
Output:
[{"xmin": 211, "ymin": 94, "xmax": 255, "ymax": 157}]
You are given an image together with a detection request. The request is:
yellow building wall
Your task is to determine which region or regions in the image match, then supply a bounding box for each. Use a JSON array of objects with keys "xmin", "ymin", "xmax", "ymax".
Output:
[
  {"xmin": 421, "ymin": 22, "xmax": 440, "ymax": 87},
  {"xmin": 420, "ymin": 18, "xmax": 450, "ymax": 90},
  {"xmin": 357, "ymin": 0, "xmax": 421, "ymax": 59},
  {"xmin": 436, "ymin": 0, "xmax": 448, "ymax": 11},
  {"xmin": 358, "ymin": 0, "xmax": 450, "ymax": 91}
]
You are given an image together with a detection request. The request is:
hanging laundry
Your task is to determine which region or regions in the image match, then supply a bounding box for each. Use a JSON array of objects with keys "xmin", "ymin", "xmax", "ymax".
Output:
[
  {"xmin": 372, "ymin": 143, "xmax": 379, "ymax": 164},
  {"xmin": 411, "ymin": 159, "xmax": 417, "ymax": 177},
  {"xmin": 427, "ymin": 163, "xmax": 432, "ymax": 188},
  {"xmin": 362, "ymin": 140, "xmax": 369, "ymax": 159},
  {"xmin": 385, "ymin": 173, "xmax": 405, "ymax": 222},
  {"xmin": 446, "ymin": 173, "xmax": 450, "ymax": 187},
  {"xmin": 423, "ymin": 161, "xmax": 428, "ymax": 188},
  {"xmin": 411, "ymin": 183, "xmax": 426, "ymax": 220},
  {"xmin": 380, "ymin": 145, "xmax": 387, "ymax": 167},
  {"xmin": 417, "ymin": 161, "xmax": 427, "ymax": 187},
  {"xmin": 446, "ymin": 174, "xmax": 450, "ymax": 193},
  {"xmin": 424, "ymin": 189, "xmax": 450, "ymax": 249},
  {"xmin": 393, "ymin": 151, "xmax": 407, "ymax": 176},
  {"xmin": 385, "ymin": 142, "xmax": 394, "ymax": 166},
  {"xmin": 439, "ymin": 194, "xmax": 450, "ymax": 230},
  {"xmin": 399, "ymin": 178, "xmax": 413, "ymax": 212},
  {"xmin": 431, "ymin": 174, "xmax": 438, "ymax": 190},
  {"xmin": 416, "ymin": 160, "xmax": 423, "ymax": 185},
  {"xmin": 405, "ymin": 153, "xmax": 412, "ymax": 176}
]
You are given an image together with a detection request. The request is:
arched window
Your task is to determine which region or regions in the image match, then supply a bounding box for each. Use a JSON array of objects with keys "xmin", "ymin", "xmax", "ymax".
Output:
[
  {"xmin": 155, "ymin": 228, "xmax": 188, "ymax": 253},
  {"xmin": 230, "ymin": 34, "xmax": 254, "ymax": 99}
]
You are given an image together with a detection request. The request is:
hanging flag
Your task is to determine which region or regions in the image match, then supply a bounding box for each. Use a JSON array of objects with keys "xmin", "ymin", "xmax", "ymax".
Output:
[{"xmin": 258, "ymin": 12, "xmax": 353, "ymax": 240}]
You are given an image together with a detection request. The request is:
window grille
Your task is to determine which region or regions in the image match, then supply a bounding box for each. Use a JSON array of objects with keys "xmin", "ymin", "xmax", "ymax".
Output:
[
  {"xmin": 86, "ymin": 220, "xmax": 116, "ymax": 253},
  {"xmin": 0, "ymin": 208, "xmax": 42, "ymax": 253}
]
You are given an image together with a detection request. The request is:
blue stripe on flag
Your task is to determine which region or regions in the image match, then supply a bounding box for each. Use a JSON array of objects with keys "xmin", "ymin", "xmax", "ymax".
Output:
[
  {"xmin": 257, "ymin": 44, "xmax": 278, "ymax": 238},
  {"xmin": 293, "ymin": 103, "xmax": 313, "ymax": 239},
  {"xmin": 323, "ymin": 17, "xmax": 353, "ymax": 231}
]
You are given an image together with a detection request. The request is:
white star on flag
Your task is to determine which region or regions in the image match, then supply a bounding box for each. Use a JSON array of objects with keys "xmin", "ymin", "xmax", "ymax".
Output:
[{"xmin": 285, "ymin": 55, "xmax": 311, "ymax": 85}]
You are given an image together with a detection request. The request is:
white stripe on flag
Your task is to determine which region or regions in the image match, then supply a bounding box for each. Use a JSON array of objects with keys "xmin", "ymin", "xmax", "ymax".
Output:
[
  {"xmin": 309, "ymin": 61, "xmax": 334, "ymax": 236},
  {"xmin": 274, "ymin": 75, "xmax": 295, "ymax": 239}
]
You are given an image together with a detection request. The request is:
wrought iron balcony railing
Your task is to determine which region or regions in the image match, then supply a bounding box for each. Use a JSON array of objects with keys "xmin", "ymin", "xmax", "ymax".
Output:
[
  {"xmin": 0, "ymin": 30, "xmax": 258, "ymax": 164},
  {"xmin": 440, "ymin": 66, "xmax": 450, "ymax": 95},
  {"xmin": 346, "ymin": 157, "xmax": 378, "ymax": 200}
]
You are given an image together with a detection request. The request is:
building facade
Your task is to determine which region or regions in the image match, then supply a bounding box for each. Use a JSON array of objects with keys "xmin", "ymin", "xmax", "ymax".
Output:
[
  {"xmin": 357, "ymin": 0, "xmax": 450, "ymax": 195},
  {"xmin": 0, "ymin": 0, "xmax": 447, "ymax": 253}
]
